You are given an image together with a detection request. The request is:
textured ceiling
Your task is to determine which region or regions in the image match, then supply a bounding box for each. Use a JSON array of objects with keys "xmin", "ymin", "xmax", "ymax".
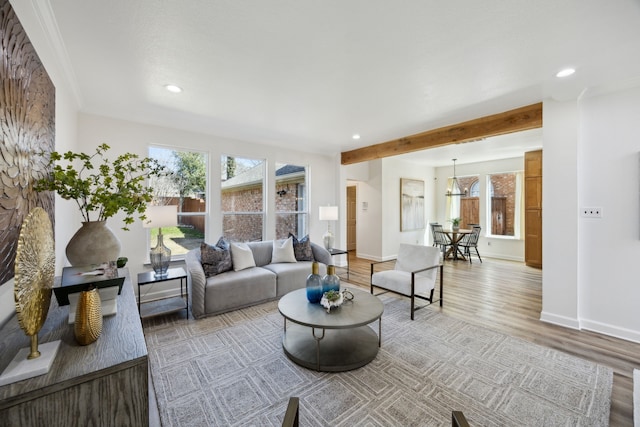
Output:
[{"xmin": 42, "ymin": 0, "xmax": 640, "ymax": 163}]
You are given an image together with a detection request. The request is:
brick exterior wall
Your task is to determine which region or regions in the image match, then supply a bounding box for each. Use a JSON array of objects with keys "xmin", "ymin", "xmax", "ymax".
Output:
[{"xmin": 221, "ymin": 180, "xmax": 307, "ymax": 241}]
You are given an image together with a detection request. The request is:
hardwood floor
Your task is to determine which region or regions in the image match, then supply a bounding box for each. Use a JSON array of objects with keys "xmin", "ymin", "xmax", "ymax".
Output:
[{"xmin": 346, "ymin": 253, "xmax": 639, "ymax": 426}]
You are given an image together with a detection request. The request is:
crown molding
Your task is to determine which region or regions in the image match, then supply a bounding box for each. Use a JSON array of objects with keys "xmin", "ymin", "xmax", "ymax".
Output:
[{"xmin": 30, "ymin": 0, "xmax": 83, "ymax": 108}]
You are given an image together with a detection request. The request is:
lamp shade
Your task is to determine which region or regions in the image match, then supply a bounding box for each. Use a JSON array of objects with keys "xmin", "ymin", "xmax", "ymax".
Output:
[
  {"xmin": 319, "ymin": 206, "xmax": 338, "ymax": 221},
  {"xmin": 143, "ymin": 205, "xmax": 178, "ymax": 228}
]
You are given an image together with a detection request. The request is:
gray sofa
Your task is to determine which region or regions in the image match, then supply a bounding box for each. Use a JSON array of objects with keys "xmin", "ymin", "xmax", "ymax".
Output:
[{"xmin": 185, "ymin": 240, "xmax": 332, "ymax": 319}]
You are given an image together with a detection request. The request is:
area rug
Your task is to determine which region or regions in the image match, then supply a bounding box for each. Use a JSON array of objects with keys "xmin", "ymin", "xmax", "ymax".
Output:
[{"xmin": 144, "ymin": 295, "xmax": 613, "ymax": 426}]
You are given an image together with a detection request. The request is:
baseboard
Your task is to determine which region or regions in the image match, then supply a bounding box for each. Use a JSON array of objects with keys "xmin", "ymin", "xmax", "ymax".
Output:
[
  {"xmin": 540, "ymin": 311, "xmax": 580, "ymax": 329},
  {"xmin": 481, "ymin": 253, "xmax": 524, "ymax": 262},
  {"xmin": 541, "ymin": 312, "xmax": 640, "ymax": 344},
  {"xmin": 356, "ymin": 252, "xmax": 391, "ymax": 262},
  {"xmin": 580, "ymin": 319, "xmax": 640, "ymax": 344}
]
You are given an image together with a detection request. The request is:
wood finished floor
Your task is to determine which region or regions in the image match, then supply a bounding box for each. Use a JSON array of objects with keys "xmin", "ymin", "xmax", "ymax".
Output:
[{"xmin": 344, "ymin": 252, "xmax": 639, "ymax": 426}]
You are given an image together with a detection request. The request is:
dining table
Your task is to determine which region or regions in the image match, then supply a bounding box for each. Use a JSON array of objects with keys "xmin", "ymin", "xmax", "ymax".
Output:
[{"xmin": 442, "ymin": 228, "xmax": 472, "ymax": 261}]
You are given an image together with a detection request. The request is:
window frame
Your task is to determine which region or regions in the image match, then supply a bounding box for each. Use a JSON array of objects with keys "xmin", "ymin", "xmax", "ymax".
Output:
[
  {"xmin": 147, "ymin": 145, "xmax": 209, "ymax": 260},
  {"xmin": 275, "ymin": 162, "xmax": 309, "ymax": 239}
]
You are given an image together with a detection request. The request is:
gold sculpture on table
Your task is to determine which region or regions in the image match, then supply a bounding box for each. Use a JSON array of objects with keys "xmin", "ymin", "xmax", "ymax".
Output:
[{"xmin": 14, "ymin": 207, "xmax": 55, "ymax": 359}]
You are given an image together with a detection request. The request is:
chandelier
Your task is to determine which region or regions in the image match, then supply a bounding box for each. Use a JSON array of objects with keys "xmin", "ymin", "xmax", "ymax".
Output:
[{"xmin": 445, "ymin": 158, "xmax": 468, "ymax": 197}]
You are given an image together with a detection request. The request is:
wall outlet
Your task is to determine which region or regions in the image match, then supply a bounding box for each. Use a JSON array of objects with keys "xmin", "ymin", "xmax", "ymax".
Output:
[
  {"xmin": 581, "ymin": 207, "xmax": 602, "ymax": 218},
  {"xmin": 487, "ymin": 241, "xmax": 491, "ymax": 246}
]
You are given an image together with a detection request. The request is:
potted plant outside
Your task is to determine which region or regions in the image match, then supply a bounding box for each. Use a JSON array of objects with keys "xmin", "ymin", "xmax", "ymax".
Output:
[{"xmin": 35, "ymin": 144, "xmax": 165, "ymax": 265}]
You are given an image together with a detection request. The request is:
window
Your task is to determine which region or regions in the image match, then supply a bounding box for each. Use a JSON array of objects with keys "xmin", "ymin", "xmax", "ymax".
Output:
[
  {"xmin": 275, "ymin": 163, "xmax": 308, "ymax": 239},
  {"xmin": 487, "ymin": 172, "xmax": 516, "ymax": 236},
  {"xmin": 221, "ymin": 155, "xmax": 265, "ymax": 241},
  {"xmin": 148, "ymin": 147, "xmax": 207, "ymax": 257}
]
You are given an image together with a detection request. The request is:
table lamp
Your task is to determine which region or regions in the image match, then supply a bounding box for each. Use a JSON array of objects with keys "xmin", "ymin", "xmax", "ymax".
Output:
[
  {"xmin": 319, "ymin": 205, "xmax": 338, "ymax": 250},
  {"xmin": 144, "ymin": 205, "xmax": 177, "ymax": 277}
]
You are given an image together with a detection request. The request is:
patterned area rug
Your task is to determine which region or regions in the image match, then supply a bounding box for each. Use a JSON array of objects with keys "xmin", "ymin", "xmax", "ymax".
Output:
[{"xmin": 144, "ymin": 294, "xmax": 612, "ymax": 426}]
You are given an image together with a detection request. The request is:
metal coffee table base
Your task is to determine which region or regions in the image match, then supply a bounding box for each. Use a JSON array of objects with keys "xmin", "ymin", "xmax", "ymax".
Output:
[{"xmin": 282, "ymin": 322, "xmax": 380, "ymax": 372}]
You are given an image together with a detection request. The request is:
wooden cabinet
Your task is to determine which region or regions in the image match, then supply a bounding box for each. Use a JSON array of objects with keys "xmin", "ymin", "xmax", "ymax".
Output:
[
  {"xmin": 0, "ymin": 269, "xmax": 149, "ymax": 426},
  {"xmin": 524, "ymin": 150, "xmax": 542, "ymax": 268}
]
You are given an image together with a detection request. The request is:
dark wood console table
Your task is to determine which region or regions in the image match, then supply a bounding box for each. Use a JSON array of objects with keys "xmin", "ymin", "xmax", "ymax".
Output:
[{"xmin": 0, "ymin": 268, "xmax": 149, "ymax": 426}]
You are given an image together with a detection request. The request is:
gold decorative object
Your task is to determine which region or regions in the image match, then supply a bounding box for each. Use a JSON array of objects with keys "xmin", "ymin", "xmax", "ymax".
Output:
[
  {"xmin": 14, "ymin": 207, "xmax": 55, "ymax": 359},
  {"xmin": 74, "ymin": 287, "xmax": 103, "ymax": 345}
]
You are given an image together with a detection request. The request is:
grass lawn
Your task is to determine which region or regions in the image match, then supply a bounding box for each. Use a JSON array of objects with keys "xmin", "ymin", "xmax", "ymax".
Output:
[{"xmin": 151, "ymin": 225, "xmax": 204, "ymax": 255}]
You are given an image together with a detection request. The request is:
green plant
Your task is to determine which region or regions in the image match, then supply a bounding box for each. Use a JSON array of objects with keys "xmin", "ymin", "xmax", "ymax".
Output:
[
  {"xmin": 324, "ymin": 290, "xmax": 341, "ymax": 302},
  {"xmin": 449, "ymin": 217, "xmax": 461, "ymax": 227},
  {"xmin": 35, "ymin": 144, "xmax": 165, "ymax": 230}
]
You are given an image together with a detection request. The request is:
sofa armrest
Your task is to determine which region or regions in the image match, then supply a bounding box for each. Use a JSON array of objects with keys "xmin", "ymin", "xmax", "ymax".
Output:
[
  {"xmin": 311, "ymin": 243, "xmax": 332, "ymax": 266},
  {"xmin": 185, "ymin": 248, "xmax": 206, "ymax": 319}
]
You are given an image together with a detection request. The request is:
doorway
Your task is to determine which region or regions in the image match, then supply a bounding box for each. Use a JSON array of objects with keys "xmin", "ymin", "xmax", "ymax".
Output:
[{"xmin": 346, "ymin": 186, "xmax": 356, "ymax": 251}]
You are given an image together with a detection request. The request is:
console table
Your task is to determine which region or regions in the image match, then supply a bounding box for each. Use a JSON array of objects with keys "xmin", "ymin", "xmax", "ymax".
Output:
[{"xmin": 0, "ymin": 268, "xmax": 149, "ymax": 426}]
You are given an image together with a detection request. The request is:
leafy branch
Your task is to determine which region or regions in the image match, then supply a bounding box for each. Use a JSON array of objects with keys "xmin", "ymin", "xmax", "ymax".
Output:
[{"xmin": 35, "ymin": 144, "xmax": 166, "ymax": 230}]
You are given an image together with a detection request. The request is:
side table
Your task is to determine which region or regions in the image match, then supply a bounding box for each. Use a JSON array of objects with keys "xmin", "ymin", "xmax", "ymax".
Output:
[
  {"xmin": 328, "ymin": 248, "xmax": 349, "ymax": 280},
  {"xmin": 137, "ymin": 267, "xmax": 188, "ymax": 319}
]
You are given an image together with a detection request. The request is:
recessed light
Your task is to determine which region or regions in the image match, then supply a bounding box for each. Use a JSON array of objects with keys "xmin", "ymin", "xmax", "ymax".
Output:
[
  {"xmin": 165, "ymin": 84, "xmax": 183, "ymax": 93},
  {"xmin": 352, "ymin": 134, "xmax": 361, "ymax": 140},
  {"xmin": 556, "ymin": 68, "xmax": 575, "ymax": 78}
]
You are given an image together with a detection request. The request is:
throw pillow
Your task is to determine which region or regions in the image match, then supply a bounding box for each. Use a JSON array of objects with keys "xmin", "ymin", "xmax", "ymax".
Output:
[
  {"xmin": 230, "ymin": 242, "xmax": 257, "ymax": 271},
  {"xmin": 271, "ymin": 237, "xmax": 297, "ymax": 264},
  {"xmin": 200, "ymin": 239, "xmax": 232, "ymax": 278},
  {"xmin": 289, "ymin": 233, "xmax": 313, "ymax": 261}
]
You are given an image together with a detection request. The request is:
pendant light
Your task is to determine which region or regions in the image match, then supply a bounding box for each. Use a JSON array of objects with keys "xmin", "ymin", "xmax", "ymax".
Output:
[{"xmin": 445, "ymin": 159, "xmax": 468, "ymax": 197}]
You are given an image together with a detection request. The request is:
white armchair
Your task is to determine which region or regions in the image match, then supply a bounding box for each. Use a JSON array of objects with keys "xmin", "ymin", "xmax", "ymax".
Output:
[{"xmin": 370, "ymin": 244, "xmax": 443, "ymax": 320}]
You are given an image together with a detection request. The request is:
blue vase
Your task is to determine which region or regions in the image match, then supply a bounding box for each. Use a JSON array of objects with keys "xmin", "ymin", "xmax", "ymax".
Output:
[
  {"xmin": 322, "ymin": 265, "xmax": 340, "ymax": 293},
  {"xmin": 306, "ymin": 262, "xmax": 323, "ymax": 303}
]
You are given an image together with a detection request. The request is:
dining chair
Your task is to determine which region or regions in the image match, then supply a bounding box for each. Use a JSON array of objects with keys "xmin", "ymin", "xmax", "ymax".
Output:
[
  {"xmin": 429, "ymin": 222, "xmax": 440, "ymax": 247},
  {"xmin": 458, "ymin": 225, "xmax": 482, "ymax": 263},
  {"xmin": 370, "ymin": 244, "xmax": 443, "ymax": 320},
  {"xmin": 431, "ymin": 223, "xmax": 452, "ymax": 257}
]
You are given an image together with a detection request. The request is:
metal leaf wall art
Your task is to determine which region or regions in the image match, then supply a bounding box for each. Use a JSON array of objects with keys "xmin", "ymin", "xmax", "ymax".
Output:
[{"xmin": 0, "ymin": 0, "xmax": 56, "ymax": 286}]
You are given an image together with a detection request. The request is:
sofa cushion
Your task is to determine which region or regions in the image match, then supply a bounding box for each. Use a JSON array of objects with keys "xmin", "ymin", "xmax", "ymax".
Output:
[
  {"xmin": 264, "ymin": 261, "xmax": 328, "ymax": 297},
  {"xmin": 289, "ymin": 233, "xmax": 313, "ymax": 261},
  {"xmin": 200, "ymin": 238, "xmax": 232, "ymax": 277},
  {"xmin": 230, "ymin": 242, "xmax": 256, "ymax": 271},
  {"xmin": 271, "ymin": 237, "xmax": 297, "ymax": 264},
  {"xmin": 204, "ymin": 267, "xmax": 276, "ymax": 314}
]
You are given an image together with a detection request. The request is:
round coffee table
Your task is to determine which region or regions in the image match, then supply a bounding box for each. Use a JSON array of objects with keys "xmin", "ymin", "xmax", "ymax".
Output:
[{"xmin": 278, "ymin": 287, "xmax": 384, "ymax": 372}]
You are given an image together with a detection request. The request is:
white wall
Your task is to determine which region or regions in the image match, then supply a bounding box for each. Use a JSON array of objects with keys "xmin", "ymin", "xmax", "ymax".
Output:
[
  {"xmin": 381, "ymin": 157, "xmax": 436, "ymax": 259},
  {"xmin": 541, "ymin": 99, "xmax": 580, "ymax": 328},
  {"xmin": 577, "ymin": 86, "xmax": 640, "ymax": 340},
  {"xmin": 347, "ymin": 160, "xmax": 383, "ymax": 260},
  {"xmin": 76, "ymin": 113, "xmax": 336, "ymax": 300},
  {"xmin": 542, "ymin": 85, "xmax": 640, "ymax": 343},
  {"xmin": 1, "ymin": 1, "xmax": 79, "ymax": 326}
]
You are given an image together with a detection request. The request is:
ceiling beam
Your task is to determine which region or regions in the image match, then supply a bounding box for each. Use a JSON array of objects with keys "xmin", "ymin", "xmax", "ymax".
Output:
[{"xmin": 340, "ymin": 102, "xmax": 542, "ymax": 165}]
